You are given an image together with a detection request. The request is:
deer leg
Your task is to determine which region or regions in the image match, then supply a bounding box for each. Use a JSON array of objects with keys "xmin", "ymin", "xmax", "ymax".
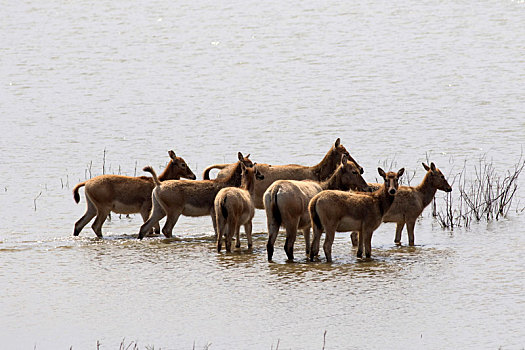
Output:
[
  {"xmin": 161, "ymin": 209, "xmax": 181, "ymax": 238},
  {"xmin": 210, "ymin": 208, "xmax": 221, "ymax": 241},
  {"xmin": 350, "ymin": 231, "xmax": 358, "ymax": 247},
  {"xmin": 235, "ymin": 219, "xmax": 242, "ymax": 249},
  {"xmin": 234, "ymin": 224, "xmax": 242, "ymax": 250},
  {"xmin": 266, "ymin": 215, "xmax": 280, "ymax": 261},
  {"xmin": 140, "ymin": 206, "xmax": 158, "ymax": 236},
  {"xmin": 74, "ymin": 198, "xmax": 97, "ymax": 236},
  {"xmin": 216, "ymin": 212, "xmax": 226, "ymax": 253},
  {"xmin": 309, "ymin": 224, "xmax": 322, "ymax": 262},
  {"xmin": 394, "ymin": 222, "xmax": 405, "ymax": 245},
  {"xmin": 357, "ymin": 230, "xmax": 364, "ymax": 258},
  {"xmin": 225, "ymin": 218, "xmax": 237, "ymax": 253},
  {"xmin": 91, "ymin": 207, "xmax": 110, "ymax": 238},
  {"xmin": 322, "ymin": 226, "xmax": 336, "ymax": 263},
  {"xmin": 244, "ymin": 221, "xmax": 253, "ymax": 249},
  {"xmin": 138, "ymin": 198, "xmax": 166, "ymax": 239},
  {"xmin": 303, "ymin": 227, "xmax": 311, "ymax": 256},
  {"xmin": 284, "ymin": 218, "xmax": 299, "ymax": 261},
  {"xmin": 364, "ymin": 230, "xmax": 373, "ymax": 259},
  {"xmin": 406, "ymin": 221, "xmax": 416, "ymax": 246}
]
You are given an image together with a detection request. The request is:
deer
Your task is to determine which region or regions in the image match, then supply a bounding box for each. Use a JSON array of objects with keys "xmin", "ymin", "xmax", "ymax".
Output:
[
  {"xmin": 203, "ymin": 138, "xmax": 363, "ymax": 210},
  {"xmin": 309, "ymin": 167, "xmax": 405, "ymax": 262},
  {"xmin": 214, "ymin": 163, "xmax": 264, "ymax": 253},
  {"xmin": 137, "ymin": 152, "xmax": 249, "ymax": 240},
  {"xmin": 72, "ymin": 150, "xmax": 196, "ymax": 238},
  {"xmin": 350, "ymin": 162, "xmax": 452, "ymax": 247},
  {"xmin": 263, "ymin": 154, "xmax": 369, "ymax": 262}
]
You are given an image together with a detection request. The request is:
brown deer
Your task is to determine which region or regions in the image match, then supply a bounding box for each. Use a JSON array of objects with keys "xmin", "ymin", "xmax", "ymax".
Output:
[
  {"xmin": 309, "ymin": 167, "xmax": 405, "ymax": 262},
  {"xmin": 137, "ymin": 152, "xmax": 249, "ymax": 240},
  {"xmin": 263, "ymin": 155, "xmax": 369, "ymax": 261},
  {"xmin": 350, "ymin": 162, "xmax": 452, "ymax": 247},
  {"xmin": 202, "ymin": 154, "xmax": 253, "ymax": 180},
  {"xmin": 214, "ymin": 163, "xmax": 264, "ymax": 252},
  {"xmin": 204, "ymin": 139, "xmax": 363, "ymax": 210},
  {"xmin": 72, "ymin": 150, "xmax": 196, "ymax": 238}
]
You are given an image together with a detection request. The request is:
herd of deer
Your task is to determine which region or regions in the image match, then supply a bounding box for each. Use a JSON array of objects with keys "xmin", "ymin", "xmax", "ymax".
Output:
[{"xmin": 72, "ymin": 139, "xmax": 452, "ymax": 262}]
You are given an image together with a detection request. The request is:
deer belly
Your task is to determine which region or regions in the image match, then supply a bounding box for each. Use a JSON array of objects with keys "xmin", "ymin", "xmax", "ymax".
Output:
[
  {"xmin": 111, "ymin": 201, "xmax": 142, "ymax": 214},
  {"xmin": 336, "ymin": 216, "xmax": 361, "ymax": 232},
  {"xmin": 182, "ymin": 203, "xmax": 210, "ymax": 217}
]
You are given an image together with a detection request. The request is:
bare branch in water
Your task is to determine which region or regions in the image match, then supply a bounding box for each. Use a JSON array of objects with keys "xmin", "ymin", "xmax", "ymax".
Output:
[{"xmin": 435, "ymin": 154, "xmax": 524, "ymax": 228}]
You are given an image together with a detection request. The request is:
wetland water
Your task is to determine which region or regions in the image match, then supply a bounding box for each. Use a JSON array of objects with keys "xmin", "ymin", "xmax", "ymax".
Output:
[{"xmin": 1, "ymin": 0, "xmax": 524, "ymax": 349}]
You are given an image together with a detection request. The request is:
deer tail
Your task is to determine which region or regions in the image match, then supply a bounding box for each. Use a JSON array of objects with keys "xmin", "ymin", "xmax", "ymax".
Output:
[
  {"xmin": 73, "ymin": 182, "xmax": 86, "ymax": 203},
  {"xmin": 202, "ymin": 164, "xmax": 228, "ymax": 180},
  {"xmin": 143, "ymin": 166, "xmax": 161, "ymax": 187},
  {"xmin": 271, "ymin": 188, "xmax": 282, "ymax": 227},
  {"xmin": 309, "ymin": 197, "xmax": 322, "ymax": 231},
  {"xmin": 220, "ymin": 197, "xmax": 228, "ymax": 219}
]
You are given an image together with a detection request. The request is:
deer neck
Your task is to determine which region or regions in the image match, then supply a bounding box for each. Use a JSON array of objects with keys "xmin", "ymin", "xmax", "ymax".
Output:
[
  {"xmin": 416, "ymin": 173, "xmax": 438, "ymax": 208},
  {"xmin": 218, "ymin": 162, "xmax": 243, "ymax": 187},
  {"xmin": 375, "ymin": 185, "xmax": 396, "ymax": 217},
  {"xmin": 241, "ymin": 174, "xmax": 256, "ymax": 196},
  {"xmin": 320, "ymin": 169, "xmax": 346, "ymax": 191},
  {"xmin": 312, "ymin": 148, "xmax": 339, "ymax": 181},
  {"xmin": 158, "ymin": 163, "xmax": 179, "ymax": 181}
]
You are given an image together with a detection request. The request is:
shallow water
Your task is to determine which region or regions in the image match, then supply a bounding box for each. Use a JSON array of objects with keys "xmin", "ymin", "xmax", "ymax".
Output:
[{"xmin": 1, "ymin": 0, "xmax": 524, "ymax": 349}]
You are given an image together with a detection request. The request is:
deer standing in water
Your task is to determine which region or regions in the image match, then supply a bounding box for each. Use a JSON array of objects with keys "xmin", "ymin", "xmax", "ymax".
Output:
[
  {"xmin": 214, "ymin": 163, "xmax": 264, "ymax": 252},
  {"xmin": 137, "ymin": 152, "xmax": 250, "ymax": 239},
  {"xmin": 72, "ymin": 150, "xmax": 196, "ymax": 238},
  {"xmin": 309, "ymin": 168, "xmax": 404, "ymax": 261},
  {"xmin": 263, "ymin": 155, "xmax": 369, "ymax": 261},
  {"xmin": 350, "ymin": 162, "xmax": 452, "ymax": 246},
  {"xmin": 203, "ymin": 138, "xmax": 363, "ymax": 209}
]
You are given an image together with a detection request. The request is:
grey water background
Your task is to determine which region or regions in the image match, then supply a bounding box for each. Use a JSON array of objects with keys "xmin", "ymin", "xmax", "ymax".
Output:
[{"xmin": 1, "ymin": 0, "xmax": 524, "ymax": 349}]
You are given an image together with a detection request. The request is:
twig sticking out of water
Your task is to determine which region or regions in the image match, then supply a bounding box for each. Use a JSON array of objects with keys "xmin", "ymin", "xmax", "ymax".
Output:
[
  {"xmin": 33, "ymin": 191, "xmax": 42, "ymax": 211},
  {"xmin": 117, "ymin": 339, "xmax": 140, "ymax": 350},
  {"xmin": 86, "ymin": 160, "xmax": 93, "ymax": 179},
  {"xmin": 322, "ymin": 330, "xmax": 327, "ymax": 350},
  {"xmin": 102, "ymin": 147, "xmax": 107, "ymax": 175}
]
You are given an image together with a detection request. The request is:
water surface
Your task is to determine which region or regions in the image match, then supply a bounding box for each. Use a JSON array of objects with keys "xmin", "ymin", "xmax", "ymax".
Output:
[{"xmin": 1, "ymin": 0, "xmax": 524, "ymax": 349}]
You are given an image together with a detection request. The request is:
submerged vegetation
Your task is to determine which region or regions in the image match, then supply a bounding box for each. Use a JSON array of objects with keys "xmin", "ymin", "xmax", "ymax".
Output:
[{"xmin": 434, "ymin": 154, "xmax": 525, "ymax": 229}]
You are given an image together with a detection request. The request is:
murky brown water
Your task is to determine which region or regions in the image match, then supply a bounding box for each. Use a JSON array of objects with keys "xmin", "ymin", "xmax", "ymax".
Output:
[{"xmin": 1, "ymin": 0, "xmax": 524, "ymax": 349}]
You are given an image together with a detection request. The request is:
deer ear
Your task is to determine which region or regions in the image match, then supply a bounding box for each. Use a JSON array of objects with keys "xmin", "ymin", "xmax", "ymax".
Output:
[
  {"xmin": 245, "ymin": 153, "xmax": 250, "ymax": 159},
  {"xmin": 238, "ymin": 152, "xmax": 244, "ymax": 161},
  {"xmin": 397, "ymin": 168, "xmax": 405, "ymax": 177},
  {"xmin": 430, "ymin": 162, "xmax": 436, "ymax": 171},
  {"xmin": 378, "ymin": 167, "xmax": 386, "ymax": 179},
  {"xmin": 422, "ymin": 163, "xmax": 430, "ymax": 171},
  {"xmin": 168, "ymin": 150, "xmax": 176, "ymax": 159},
  {"xmin": 335, "ymin": 138, "xmax": 341, "ymax": 148}
]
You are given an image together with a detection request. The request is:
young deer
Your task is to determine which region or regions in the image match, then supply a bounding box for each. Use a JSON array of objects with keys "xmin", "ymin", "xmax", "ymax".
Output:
[
  {"xmin": 263, "ymin": 155, "xmax": 369, "ymax": 261},
  {"xmin": 350, "ymin": 162, "xmax": 452, "ymax": 246},
  {"xmin": 214, "ymin": 163, "xmax": 264, "ymax": 252},
  {"xmin": 72, "ymin": 150, "xmax": 196, "ymax": 238},
  {"xmin": 203, "ymin": 138, "xmax": 363, "ymax": 209},
  {"xmin": 137, "ymin": 152, "xmax": 248, "ymax": 240},
  {"xmin": 309, "ymin": 168, "xmax": 405, "ymax": 261}
]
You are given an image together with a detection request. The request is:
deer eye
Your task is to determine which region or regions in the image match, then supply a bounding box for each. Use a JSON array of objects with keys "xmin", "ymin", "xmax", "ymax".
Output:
[
  {"xmin": 352, "ymin": 171, "xmax": 358, "ymax": 175},
  {"xmin": 181, "ymin": 163, "xmax": 186, "ymax": 168}
]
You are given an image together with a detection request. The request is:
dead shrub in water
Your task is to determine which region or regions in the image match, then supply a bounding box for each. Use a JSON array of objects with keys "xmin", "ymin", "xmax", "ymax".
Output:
[{"xmin": 435, "ymin": 154, "xmax": 525, "ymax": 229}]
